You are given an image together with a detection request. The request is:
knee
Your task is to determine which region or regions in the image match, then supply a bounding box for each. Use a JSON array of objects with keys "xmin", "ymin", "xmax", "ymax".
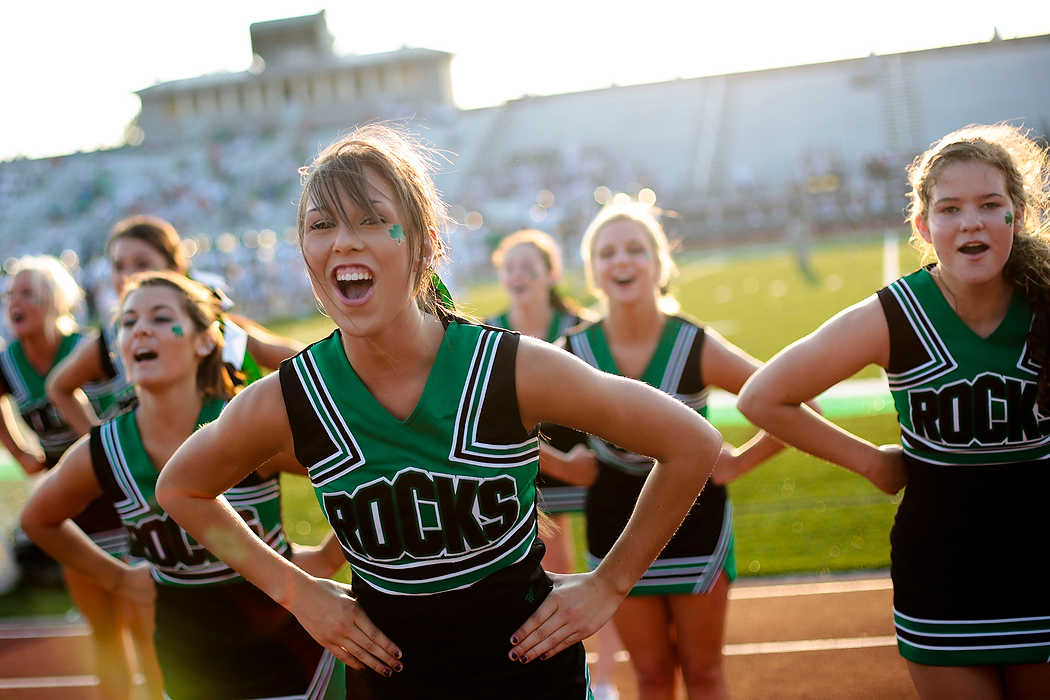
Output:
[
  {"xmin": 631, "ymin": 653, "xmax": 677, "ymax": 690},
  {"xmin": 680, "ymin": 656, "xmax": 725, "ymax": 691}
]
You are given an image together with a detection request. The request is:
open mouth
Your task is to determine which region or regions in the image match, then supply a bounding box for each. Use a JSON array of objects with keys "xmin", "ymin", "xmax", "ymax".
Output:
[
  {"xmin": 613, "ymin": 276, "xmax": 636, "ymax": 287},
  {"xmin": 133, "ymin": 349, "xmax": 158, "ymax": 362},
  {"xmin": 959, "ymin": 242, "xmax": 989, "ymax": 256},
  {"xmin": 10, "ymin": 311, "xmax": 25, "ymax": 323},
  {"xmin": 334, "ymin": 266, "xmax": 375, "ymax": 303}
]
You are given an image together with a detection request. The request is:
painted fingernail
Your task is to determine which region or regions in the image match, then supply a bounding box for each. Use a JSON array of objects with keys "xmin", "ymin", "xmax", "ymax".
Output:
[
  {"xmin": 394, "ymin": 650, "xmax": 402, "ymax": 659},
  {"xmin": 394, "ymin": 662, "xmax": 403, "ymax": 672},
  {"xmin": 510, "ymin": 635, "xmax": 518, "ymax": 644},
  {"xmin": 509, "ymin": 651, "xmax": 517, "ymax": 660},
  {"xmin": 520, "ymin": 654, "xmax": 528, "ymax": 663},
  {"xmin": 384, "ymin": 669, "xmax": 392, "ymax": 677}
]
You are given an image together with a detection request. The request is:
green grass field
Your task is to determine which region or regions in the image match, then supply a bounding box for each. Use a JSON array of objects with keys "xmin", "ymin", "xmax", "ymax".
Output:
[{"xmin": 1, "ymin": 234, "xmax": 916, "ymax": 615}]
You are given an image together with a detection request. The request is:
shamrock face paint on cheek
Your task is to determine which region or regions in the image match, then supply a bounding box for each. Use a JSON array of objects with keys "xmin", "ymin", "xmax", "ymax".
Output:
[
  {"xmin": 171, "ymin": 325, "xmax": 184, "ymax": 337},
  {"xmin": 1005, "ymin": 212, "xmax": 1013, "ymax": 225},
  {"xmin": 388, "ymin": 224, "xmax": 405, "ymax": 245}
]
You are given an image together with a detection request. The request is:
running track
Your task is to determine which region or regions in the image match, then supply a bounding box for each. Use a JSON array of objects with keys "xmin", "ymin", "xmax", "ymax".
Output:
[{"xmin": 0, "ymin": 574, "xmax": 916, "ymax": 699}]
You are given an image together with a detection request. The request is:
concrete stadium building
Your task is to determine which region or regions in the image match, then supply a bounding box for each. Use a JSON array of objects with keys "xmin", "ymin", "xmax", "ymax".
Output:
[{"xmin": 1, "ymin": 16, "xmax": 1048, "ymax": 311}]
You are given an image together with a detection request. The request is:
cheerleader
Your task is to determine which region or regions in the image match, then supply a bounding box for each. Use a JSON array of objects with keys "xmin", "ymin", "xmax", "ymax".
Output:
[
  {"xmin": 551, "ymin": 199, "xmax": 786, "ymax": 699},
  {"xmin": 739, "ymin": 123, "xmax": 1050, "ymax": 698},
  {"xmin": 20, "ymin": 271, "xmax": 343, "ymax": 699},
  {"xmin": 154, "ymin": 124, "xmax": 721, "ymax": 699},
  {"xmin": 0, "ymin": 255, "xmax": 138, "ymax": 698}
]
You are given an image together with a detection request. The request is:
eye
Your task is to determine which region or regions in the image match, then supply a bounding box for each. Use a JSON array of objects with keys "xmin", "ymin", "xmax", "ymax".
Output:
[
  {"xmin": 981, "ymin": 201, "xmax": 1002, "ymax": 209},
  {"xmin": 597, "ymin": 248, "xmax": 615, "ymax": 260},
  {"xmin": 308, "ymin": 218, "xmax": 334, "ymax": 231},
  {"xmin": 940, "ymin": 206, "xmax": 958, "ymax": 214},
  {"xmin": 120, "ymin": 316, "xmax": 136, "ymax": 328},
  {"xmin": 154, "ymin": 315, "xmax": 173, "ymax": 324},
  {"xmin": 361, "ymin": 215, "xmax": 387, "ymax": 226}
]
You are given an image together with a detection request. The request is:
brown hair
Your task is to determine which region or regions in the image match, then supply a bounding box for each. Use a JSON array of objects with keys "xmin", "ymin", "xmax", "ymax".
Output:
[
  {"xmin": 107, "ymin": 215, "xmax": 188, "ymax": 275},
  {"xmin": 120, "ymin": 271, "xmax": 234, "ymax": 400},
  {"xmin": 907, "ymin": 123, "xmax": 1050, "ymax": 408},
  {"xmin": 296, "ymin": 123, "xmax": 449, "ymax": 314}
]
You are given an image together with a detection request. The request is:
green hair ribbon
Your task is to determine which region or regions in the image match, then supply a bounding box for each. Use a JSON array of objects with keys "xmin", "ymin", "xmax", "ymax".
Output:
[{"xmin": 430, "ymin": 271, "xmax": 455, "ymax": 311}]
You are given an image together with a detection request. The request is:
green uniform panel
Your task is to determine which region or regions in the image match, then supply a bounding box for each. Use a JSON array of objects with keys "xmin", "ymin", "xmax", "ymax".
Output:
[
  {"xmin": 885, "ymin": 269, "xmax": 1050, "ymax": 466},
  {"xmin": 92, "ymin": 398, "xmax": 289, "ymax": 587},
  {"xmin": 282, "ymin": 320, "xmax": 540, "ymax": 596}
]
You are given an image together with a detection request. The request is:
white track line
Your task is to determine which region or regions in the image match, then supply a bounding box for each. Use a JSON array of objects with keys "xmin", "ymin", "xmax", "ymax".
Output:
[
  {"xmin": 0, "ymin": 675, "xmax": 97, "ymax": 689},
  {"xmin": 730, "ymin": 577, "xmax": 892, "ymax": 600},
  {"xmin": 586, "ymin": 635, "xmax": 898, "ymax": 664},
  {"xmin": 725, "ymin": 635, "xmax": 897, "ymax": 656},
  {"xmin": 0, "ymin": 623, "xmax": 86, "ymax": 639}
]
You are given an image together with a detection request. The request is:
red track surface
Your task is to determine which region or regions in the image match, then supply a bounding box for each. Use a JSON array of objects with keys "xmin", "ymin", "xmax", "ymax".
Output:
[{"xmin": 0, "ymin": 575, "xmax": 916, "ymax": 699}]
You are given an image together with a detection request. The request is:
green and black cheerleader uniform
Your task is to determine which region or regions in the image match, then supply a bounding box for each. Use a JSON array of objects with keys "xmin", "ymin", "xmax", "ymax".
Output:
[
  {"xmin": 0, "ymin": 333, "xmax": 126, "ymax": 556},
  {"xmin": 878, "ymin": 267, "xmax": 1050, "ymax": 666},
  {"xmin": 564, "ymin": 315, "xmax": 736, "ymax": 596},
  {"xmin": 280, "ymin": 316, "xmax": 593, "ymax": 699},
  {"xmin": 89, "ymin": 399, "xmax": 343, "ymax": 699},
  {"xmin": 486, "ymin": 309, "xmax": 588, "ymax": 514}
]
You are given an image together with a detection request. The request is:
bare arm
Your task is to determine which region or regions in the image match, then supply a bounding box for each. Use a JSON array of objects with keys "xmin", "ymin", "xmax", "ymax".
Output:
[
  {"xmin": 291, "ymin": 532, "xmax": 348, "ymax": 579},
  {"xmin": 737, "ymin": 295, "xmax": 905, "ymax": 494},
  {"xmin": 155, "ymin": 374, "xmax": 401, "ymax": 676},
  {"xmin": 511, "ymin": 336, "xmax": 722, "ymax": 661},
  {"xmin": 227, "ymin": 313, "xmax": 305, "ymax": 371},
  {"xmin": 702, "ymin": 328, "xmax": 791, "ymax": 484},
  {"xmin": 537, "ymin": 442, "xmax": 597, "ymax": 487},
  {"xmin": 0, "ymin": 396, "xmax": 45, "ymax": 474},
  {"xmin": 19, "ymin": 437, "xmax": 153, "ymax": 605},
  {"xmin": 46, "ymin": 334, "xmax": 106, "ymax": 435}
]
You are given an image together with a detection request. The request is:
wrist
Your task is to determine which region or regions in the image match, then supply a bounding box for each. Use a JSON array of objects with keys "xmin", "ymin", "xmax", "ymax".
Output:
[
  {"xmin": 277, "ymin": 566, "xmax": 318, "ymax": 612},
  {"xmin": 592, "ymin": 561, "xmax": 632, "ymax": 599}
]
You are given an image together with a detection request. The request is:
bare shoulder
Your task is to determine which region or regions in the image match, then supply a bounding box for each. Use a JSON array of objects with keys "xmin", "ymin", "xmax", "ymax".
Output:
[{"xmin": 217, "ymin": 374, "xmax": 293, "ymax": 450}]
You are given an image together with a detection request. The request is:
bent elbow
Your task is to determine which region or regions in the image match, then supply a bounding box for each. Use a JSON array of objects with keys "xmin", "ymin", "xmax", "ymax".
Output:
[
  {"xmin": 154, "ymin": 472, "xmax": 177, "ymax": 514},
  {"xmin": 44, "ymin": 376, "xmax": 67, "ymax": 404},
  {"xmin": 19, "ymin": 502, "xmax": 47, "ymax": 542},
  {"xmin": 736, "ymin": 378, "xmax": 770, "ymax": 426}
]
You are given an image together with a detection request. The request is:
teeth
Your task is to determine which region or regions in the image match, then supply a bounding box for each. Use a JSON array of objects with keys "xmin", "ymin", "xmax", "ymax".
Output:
[{"xmin": 335, "ymin": 269, "xmax": 373, "ymax": 282}]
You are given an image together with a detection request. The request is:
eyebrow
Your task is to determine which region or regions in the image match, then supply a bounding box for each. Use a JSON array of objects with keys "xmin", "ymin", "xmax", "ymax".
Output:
[
  {"xmin": 122, "ymin": 304, "xmax": 176, "ymax": 315},
  {"xmin": 934, "ymin": 192, "xmax": 1005, "ymax": 203},
  {"xmin": 307, "ymin": 199, "xmax": 386, "ymax": 214}
]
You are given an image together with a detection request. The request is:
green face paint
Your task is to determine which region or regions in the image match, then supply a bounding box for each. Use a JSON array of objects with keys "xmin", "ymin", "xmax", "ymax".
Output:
[
  {"xmin": 388, "ymin": 224, "xmax": 405, "ymax": 245},
  {"xmin": 1005, "ymin": 212, "xmax": 1013, "ymax": 225},
  {"xmin": 171, "ymin": 325, "xmax": 184, "ymax": 337}
]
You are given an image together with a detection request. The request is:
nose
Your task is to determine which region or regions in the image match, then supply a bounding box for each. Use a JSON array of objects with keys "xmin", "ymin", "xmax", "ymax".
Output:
[
  {"xmin": 332, "ymin": 223, "xmax": 365, "ymax": 252},
  {"xmin": 960, "ymin": 205, "xmax": 983, "ymax": 231}
]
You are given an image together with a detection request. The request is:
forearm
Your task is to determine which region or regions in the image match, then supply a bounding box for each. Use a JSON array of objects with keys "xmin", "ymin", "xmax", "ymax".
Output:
[
  {"xmin": 160, "ymin": 490, "xmax": 312, "ymax": 609},
  {"xmin": 20, "ymin": 518, "xmax": 127, "ymax": 591},
  {"xmin": 0, "ymin": 417, "xmax": 37, "ymax": 465},
  {"xmin": 744, "ymin": 402, "xmax": 880, "ymax": 478},
  {"xmin": 538, "ymin": 444, "xmax": 597, "ymax": 486},
  {"xmin": 594, "ymin": 450, "xmax": 715, "ymax": 596},
  {"xmin": 730, "ymin": 430, "xmax": 785, "ymax": 472},
  {"xmin": 49, "ymin": 388, "xmax": 98, "ymax": 436}
]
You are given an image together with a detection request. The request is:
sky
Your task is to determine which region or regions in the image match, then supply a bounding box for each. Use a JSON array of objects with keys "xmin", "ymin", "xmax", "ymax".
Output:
[{"xmin": 4, "ymin": 0, "xmax": 1049, "ymax": 161}]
